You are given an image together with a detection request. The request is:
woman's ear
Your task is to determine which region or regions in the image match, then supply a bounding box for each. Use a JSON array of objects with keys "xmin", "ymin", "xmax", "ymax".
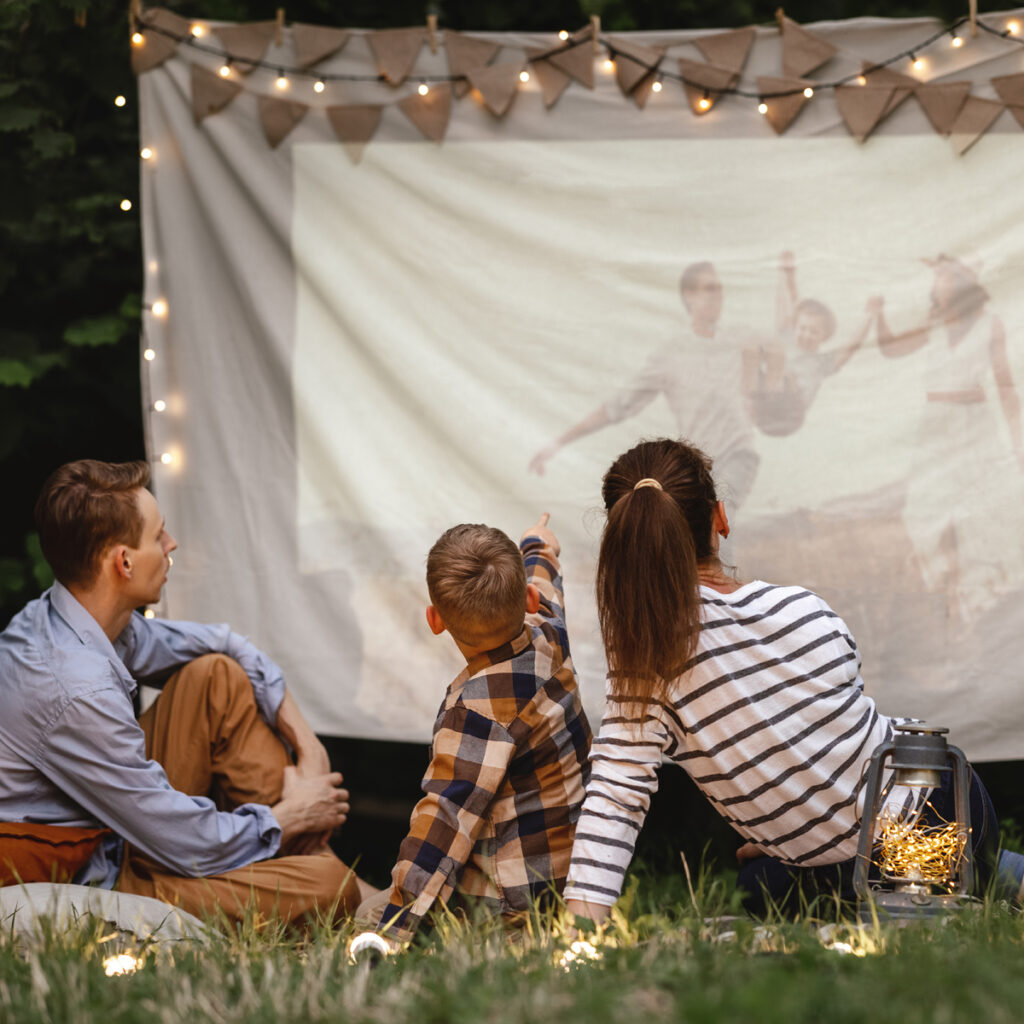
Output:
[{"xmin": 713, "ymin": 500, "xmax": 730, "ymax": 539}]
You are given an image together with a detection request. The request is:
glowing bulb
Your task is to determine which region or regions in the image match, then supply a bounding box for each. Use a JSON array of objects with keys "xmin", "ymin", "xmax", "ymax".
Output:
[
  {"xmin": 651, "ymin": 79, "xmax": 662, "ymax": 93},
  {"xmin": 120, "ymin": 199, "xmax": 132, "ymax": 211},
  {"xmin": 160, "ymin": 452, "xmax": 173, "ymax": 465},
  {"xmin": 558, "ymin": 29, "xmax": 569, "ymax": 41},
  {"xmin": 190, "ymin": 23, "xmax": 205, "ymax": 37},
  {"xmin": 131, "ymin": 31, "xmax": 144, "ymax": 46},
  {"xmin": 275, "ymin": 74, "xmax": 289, "ymax": 91},
  {"xmin": 151, "ymin": 299, "xmax": 168, "ymax": 318},
  {"xmin": 417, "ymin": 82, "xmax": 429, "ymax": 96},
  {"xmin": 103, "ymin": 953, "xmax": 141, "ymax": 976},
  {"xmin": 147, "ymin": 260, "xmax": 158, "ymax": 273},
  {"xmin": 856, "ymin": 74, "xmax": 867, "ymax": 85},
  {"xmin": 153, "ymin": 399, "xmax": 166, "ymax": 412},
  {"xmin": 313, "ymin": 79, "xmax": 325, "ymax": 93},
  {"xmin": 951, "ymin": 35, "xmax": 963, "ymax": 48},
  {"xmin": 803, "ymin": 86, "xmax": 814, "ymax": 98},
  {"xmin": 348, "ymin": 932, "xmax": 394, "ymax": 964},
  {"xmin": 911, "ymin": 55, "xmax": 925, "ymax": 71},
  {"xmin": 140, "ymin": 146, "xmax": 152, "ymax": 160},
  {"xmin": 758, "ymin": 101, "xmax": 768, "ymax": 114},
  {"xmin": 519, "ymin": 70, "xmax": 530, "ymax": 83},
  {"xmin": 218, "ymin": 63, "xmax": 231, "ymax": 77},
  {"xmin": 143, "ymin": 609, "xmax": 156, "ymax": 619},
  {"xmin": 143, "ymin": 349, "xmax": 156, "ymax": 361},
  {"xmin": 697, "ymin": 96, "xmax": 712, "ymax": 111},
  {"xmin": 603, "ymin": 58, "xmax": 615, "ymax": 72},
  {"xmin": 114, "ymin": 95, "xmax": 126, "ymax": 107},
  {"xmin": 1008, "ymin": 20, "xmax": 1021, "ymax": 35}
]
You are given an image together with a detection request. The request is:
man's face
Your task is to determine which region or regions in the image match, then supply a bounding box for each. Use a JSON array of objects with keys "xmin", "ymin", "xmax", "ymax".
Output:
[
  {"xmin": 681, "ymin": 269, "xmax": 723, "ymax": 325},
  {"xmin": 795, "ymin": 311, "xmax": 830, "ymax": 352},
  {"xmin": 125, "ymin": 488, "xmax": 178, "ymax": 606}
]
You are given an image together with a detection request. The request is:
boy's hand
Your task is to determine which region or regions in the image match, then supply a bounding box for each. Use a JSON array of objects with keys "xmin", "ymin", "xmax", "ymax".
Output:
[{"xmin": 521, "ymin": 513, "xmax": 559, "ymax": 556}]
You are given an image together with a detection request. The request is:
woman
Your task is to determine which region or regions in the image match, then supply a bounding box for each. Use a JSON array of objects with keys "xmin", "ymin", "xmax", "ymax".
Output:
[{"xmin": 563, "ymin": 438, "xmax": 997, "ymax": 920}]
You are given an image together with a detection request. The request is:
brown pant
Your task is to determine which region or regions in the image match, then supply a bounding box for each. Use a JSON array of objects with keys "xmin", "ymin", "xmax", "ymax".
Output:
[{"xmin": 117, "ymin": 654, "xmax": 361, "ymax": 926}]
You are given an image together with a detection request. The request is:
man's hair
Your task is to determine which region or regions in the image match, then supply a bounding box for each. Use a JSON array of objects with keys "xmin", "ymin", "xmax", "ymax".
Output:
[
  {"xmin": 679, "ymin": 261, "xmax": 715, "ymax": 296},
  {"xmin": 794, "ymin": 298, "xmax": 837, "ymax": 341},
  {"xmin": 426, "ymin": 524, "xmax": 527, "ymax": 642},
  {"xmin": 35, "ymin": 459, "xmax": 151, "ymax": 587}
]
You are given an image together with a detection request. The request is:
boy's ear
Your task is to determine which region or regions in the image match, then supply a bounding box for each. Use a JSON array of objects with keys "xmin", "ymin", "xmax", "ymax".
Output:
[
  {"xmin": 525, "ymin": 584, "xmax": 541, "ymax": 615},
  {"xmin": 425, "ymin": 605, "xmax": 447, "ymax": 636}
]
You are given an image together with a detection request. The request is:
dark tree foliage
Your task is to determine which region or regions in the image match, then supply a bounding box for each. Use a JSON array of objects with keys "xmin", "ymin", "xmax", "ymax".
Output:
[{"xmin": 0, "ymin": 0, "xmax": 1002, "ymax": 628}]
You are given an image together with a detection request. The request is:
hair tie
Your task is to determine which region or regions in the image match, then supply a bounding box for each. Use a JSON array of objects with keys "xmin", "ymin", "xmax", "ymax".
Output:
[{"xmin": 633, "ymin": 478, "xmax": 663, "ymax": 492}]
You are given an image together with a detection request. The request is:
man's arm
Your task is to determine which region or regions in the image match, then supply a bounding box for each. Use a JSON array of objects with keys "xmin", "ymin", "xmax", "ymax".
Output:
[
  {"xmin": 377, "ymin": 705, "xmax": 514, "ymax": 944},
  {"xmin": 776, "ymin": 250, "xmax": 797, "ymax": 335},
  {"xmin": 830, "ymin": 296, "xmax": 882, "ymax": 374},
  {"xmin": 989, "ymin": 316, "xmax": 1024, "ymax": 470},
  {"xmin": 876, "ymin": 296, "xmax": 931, "ymax": 359}
]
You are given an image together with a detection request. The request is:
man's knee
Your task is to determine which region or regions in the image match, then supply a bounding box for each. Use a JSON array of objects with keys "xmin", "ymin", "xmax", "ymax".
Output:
[{"xmin": 165, "ymin": 654, "xmax": 255, "ymax": 713}]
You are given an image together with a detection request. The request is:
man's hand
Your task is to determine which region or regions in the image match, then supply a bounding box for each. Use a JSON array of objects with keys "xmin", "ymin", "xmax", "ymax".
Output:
[
  {"xmin": 520, "ymin": 512, "xmax": 559, "ymax": 557},
  {"xmin": 528, "ymin": 444, "xmax": 558, "ymax": 476},
  {"xmin": 272, "ymin": 765, "xmax": 350, "ymax": 847},
  {"xmin": 736, "ymin": 841, "xmax": 765, "ymax": 865}
]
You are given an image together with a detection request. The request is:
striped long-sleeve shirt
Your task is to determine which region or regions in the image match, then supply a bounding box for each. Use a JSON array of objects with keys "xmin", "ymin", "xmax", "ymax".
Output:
[{"xmin": 564, "ymin": 580, "xmax": 914, "ymax": 908}]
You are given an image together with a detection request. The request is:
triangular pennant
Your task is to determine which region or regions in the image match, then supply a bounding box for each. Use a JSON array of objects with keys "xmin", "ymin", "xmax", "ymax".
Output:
[
  {"xmin": 861, "ymin": 62, "xmax": 916, "ymax": 119},
  {"xmin": 950, "ymin": 96, "xmax": 1005, "ymax": 156},
  {"xmin": 190, "ymin": 63, "xmax": 243, "ymax": 122},
  {"xmin": 991, "ymin": 73, "xmax": 1024, "ymax": 129},
  {"xmin": 632, "ymin": 69, "xmax": 660, "ymax": 109},
  {"xmin": 606, "ymin": 36, "xmax": 664, "ymax": 95},
  {"xmin": 694, "ymin": 26, "xmax": 755, "ymax": 74},
  {"xmin": 257, "ymin": 95, "xmax": 308, "ymax": 148},
  {"xmin": 914, "ymin": 82, "xmax": 972, "ymax": 136},
  {"xmin": 131, "ymin": 9, "xmax": 190, "ymax": 74},
  {"xmin": 368, "ymin": 27, "xmax": 427, "ymax": 85},
  {"xmin": 326, "ymin": 104, "xmax": 383, "ymax": 144},
  {"xmin": 678, "ymin": 58, "xmax": 737, "ymax": 115},
  {"xmin": 398, "ymin": 83, "xmax": 452, "ymax": 142},
  {"xmin": 757, "ymin": 75, "xmax": 813, "ymax": 134},
  {"xmin": 467, "ymin": 62, "xmax": 523, "ymax": 117},
  {"xmin": 525, "ymin": 48, "xmax": 572, "ymax": 108},
  {"xmin": 834, "ymin": 84, "xmax": 895, "ymax": 141},
  {"xmin": 291, "ymin": 24, "xmax": 350, "ymax": 70},
  {"xmin": 445, "ymin": 31, "xmax": 501, "ymax": 99},
  {"xmin": 781, "ymin": 18, "xmax": 838, "ymax": 79},
  {"xmin": 213, "ymin": 22, "xmax": 277, "ymax": 73},
  {"xmin": 544, "ymin": 37, "xmax": 595, "ymax": 89}
]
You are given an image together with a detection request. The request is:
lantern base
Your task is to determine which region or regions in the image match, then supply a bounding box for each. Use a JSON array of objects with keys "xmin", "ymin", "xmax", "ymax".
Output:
[{"xmin": 857, "ymin": 890, "xmax": 981, "ymax": 923}]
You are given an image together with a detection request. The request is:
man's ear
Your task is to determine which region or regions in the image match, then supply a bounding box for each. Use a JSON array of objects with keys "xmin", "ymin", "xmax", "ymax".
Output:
[
  {"xmin": 425, "ymin": 605, "xmax": 447, "ymax": 636},
  {"xmin": 112, "ymin": 545, "xmax": 133, "ymax": 580},
  {"xmin": 525, "ymin": 583, "xmax": 541, "ymax": 615}
]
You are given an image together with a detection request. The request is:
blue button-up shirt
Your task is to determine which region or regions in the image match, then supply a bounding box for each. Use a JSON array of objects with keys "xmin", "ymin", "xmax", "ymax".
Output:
[{"xmin": 0, "ymin": 583, "xmax": 285, "ymax": 888}]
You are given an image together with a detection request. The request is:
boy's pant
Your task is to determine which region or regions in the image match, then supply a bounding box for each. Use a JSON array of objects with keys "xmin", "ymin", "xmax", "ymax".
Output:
[{"xmin": 116, "ymin": 653, "xmax": 361, "ymax": 926}]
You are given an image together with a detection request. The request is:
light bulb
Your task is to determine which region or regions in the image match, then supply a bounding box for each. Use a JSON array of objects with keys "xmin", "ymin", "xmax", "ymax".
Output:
[
  {"xmin": 131, "ymin": 31, "xmax": 144, "ymax": 45},
  {"xmin": 519, "ymin": 70, "xmax": 530, "ymax": 83},
  {"xmin": 143, "ymin": 349, "xmax": 156, "ymax": 361},
  {"xmin": 153, "ymin": 399, "xmax": 166, "ymax": 412},
  {"xmin": 160, "ymin": 452, "xmax": 173, "ymax": 465},
  {"xmin": 275, "ymin": 72, "xmax": 288, "ymax": 90},
  {"xmin": 1008, "ymin": 20, "xmax": 1021, "ymax": 35},
  {"xmin": 758, "ymin": 101, "xmax": 768, "ymax": 114},
  {"xmin": 651, "ymin": 79, "xmax": 662, "ymax": 93},
  {"xmin": 313, "ymin": 79, "xmax": 325, "ymax": 93},
  {"xmin": 417, "ymin": 82, "xmax": 429, "ymax": 96},
  {"xmin": 190, "ymin": 23, "xmax": 205, "ymax": 37},
  {"xmin": 857, "ymin": 74, "xmax": 867, "ymax": 85},
  {"xmin": 103, "ymin": 953, "xmax": 141, "ymax": 976},
  {"xmin": 151, "ymin": 299, "xmax": 168, "ymax": 318},
  {"xmin": 803, "ymin": 86, "xmax": 814, "ymax": 98},
  {"xmin": 558, "ymin": 30, "xmax": 569, "ymax": 41},
  {"xmin": 951, "ymin": 35, "xmax": 963, "ymax": 48},
  {"xmin": 120, "ymin": 199, "xmax": 132, "ymax": 211},
  {"xmin": 143, "ymin": 609, "xmax": 156, "ymax": 619},
  {"xmin": 114, "ymin": 95, "xmax": 126, "ymax": 107},
  {"xmin": 697, "ymin": 96, "xmax": 711, "ymax": 111},
  {"xmin": 147, "ymin": 260, "xmax": 158, "ymax": 273},
  {"xmin": 911, "ymin": 56, "xmax": 925, "ymax": 71},
  {"xmin": 140, "ymin": 146, "xmax": 152, "ymax": 160},
  {"xmin": 218, "ymin": 63, "xmax": 232, "ymax": 77},
  {"xmin": 603, "ymin": 58, "xmax": 615, "ymax": 72}
]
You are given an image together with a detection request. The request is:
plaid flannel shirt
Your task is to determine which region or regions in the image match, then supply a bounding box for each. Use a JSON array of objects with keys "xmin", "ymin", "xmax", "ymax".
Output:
[{"xmin": 377, "ymin": 535, "xmax": 592, "ymax": 943}]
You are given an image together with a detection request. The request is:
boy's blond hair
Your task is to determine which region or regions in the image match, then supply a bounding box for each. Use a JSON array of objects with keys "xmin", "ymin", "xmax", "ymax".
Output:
[{"xmin": 426, "ymin": 524, "xmax": 527, "ymax": 642}]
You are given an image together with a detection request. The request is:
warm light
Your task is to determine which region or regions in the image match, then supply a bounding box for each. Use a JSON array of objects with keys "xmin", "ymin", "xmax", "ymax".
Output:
[
  {"xmin": 114, "ymin": 95, "xmax": 126, "ymax": 107},
  {"xmin": 160, "ymin": 452, "xmax": 173, "ymax": 465},
  {"xmin": 147, "ymin": 260, "xmax": 158, "ymax": 273},
  {"xmin": 131, "ymin": 31, "xmax": 144, "ymax": 46},
  {"xmin": 313, "ymin": 79, "xmax": 325, "ymax": 93},
  {"xmin": 857, "ymin": 74, "xmax": 867, "ymax": 85},
  {"xmin": 951, "ymin": 35, "xmax": 963, "ymax": 48},
  {"xmin": 803, "ymin": 86, "xmax": 814, "ymax": 98},
  {"xmin": 417, "ymin": 82, "xmax": 429, "ymax": 96},
  {"xmin": 143, "ymin": 609, "xmax": 156, "ymax": 619},
  {"xmin": 103, "ymin": 953, "xmax": 141, "ymax": 976},
  {"xmin": 275, "ymin": 73, "xmax": 289, "ymax": 90},
  {"xmin": 558, "ymin": 939, "xmax": 603, "ymax": 970},
  {"xmin": 153, "ymin": 399, "xmax": 166, "ymax": 412},
  {"xmin": 151, "ymin": 299, "xmax": 168, "ymax": 318},
  {"xmin": 519, "ymin": 70, "xmax": 530, "ymax": 83},
  {"xmin": 758, "ymin": 101, "xmax": 768, "ymax": 114},
  {"xmin": 120, "ymin": 199, "xmax": 132, "ymax": 211},
  {"xmin": 140, "ymin": 146, "xmax": 153, "ymax": 160},
  {"xmin": 558, "ymin": 29, "xmax": 569, "ymax": 41},
  {"xmin": 911, "ymin": 56, "xmax": 925, "ymax": 71},
  {"xmin": 190, "ymin": 23, "xmax": 206, "ymax": 37},
  {"xmin": 348, "ymin": 932, "xmax": 393, "ymax": 964},
  {"xmin": 218, "ymin": 63, "xmax": 231, "ymax": 77},
  {"xmin": 1008, "ymin": 20, "xmax": 1021, "ymax": 35},
  {"xmin": 143, "ymin": 348, "xmax": 156, "ymax": 361},
  {"xmin": 651, "ymin": 79, "xmax": 662, "ymax": 93},
  {"xmin": 603, "ymin": 58, "xmax": 615, "ymax": 72},
  {"xmin": 697, "ymin": 96, "xmax": 712, "ymax": 111}
]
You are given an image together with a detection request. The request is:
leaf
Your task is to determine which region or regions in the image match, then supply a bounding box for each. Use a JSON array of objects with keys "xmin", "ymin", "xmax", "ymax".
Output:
[
  {"xmin": 0, "ymin": 351, "xmax": 65, "ymax": 387},
  {"xmin": 26, "ymin": 533, "xmax": 53, "ymax": 591},
  {"xmin": 63, "ymin": 314, "xmax": 125, "ymax": 347},
  {"xmin": 0, "ymin": 558, "xmax": 27, "ymax": 600},
  {"xmin": 31, "ymin": 127, "xmax": 74, "ymax": 159},
  {"xmin": 0, "ymin": 103, "xmax": 44, "ymax": 132}
]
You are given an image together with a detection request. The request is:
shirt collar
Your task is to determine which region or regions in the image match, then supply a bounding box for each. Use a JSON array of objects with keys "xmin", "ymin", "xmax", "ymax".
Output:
[
  {"xmin": 448, "ymin": 625, "xmax": 533, "ymax": 698},
  {"xmin": 48, "ymin": 582, "xmax": 136, "ymax": 688}
]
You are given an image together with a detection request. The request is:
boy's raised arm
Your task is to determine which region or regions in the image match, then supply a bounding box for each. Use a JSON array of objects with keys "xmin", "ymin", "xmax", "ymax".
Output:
[{"xmin": 519, "ymin": 514, "xmax": 564, "ymax": 621}]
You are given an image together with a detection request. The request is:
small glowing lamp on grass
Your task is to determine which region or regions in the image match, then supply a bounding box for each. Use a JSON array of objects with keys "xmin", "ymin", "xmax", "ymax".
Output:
[
  {"xmin": 103, "ymin": 953, "xmax": 141, "ymax": 976},
  {"xmin": 348, "ymin": 931, "xmax": 393, "ymax": 965},
  {"xmin": 854, "ymin": 723, "xmax": 976, "ymax": 921}
]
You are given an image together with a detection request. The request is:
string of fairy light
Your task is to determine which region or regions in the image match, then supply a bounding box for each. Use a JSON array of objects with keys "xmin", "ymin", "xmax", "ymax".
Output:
[{"xmin": 117, "ymin": 9, "xmax": 1023, "ymax": 482}]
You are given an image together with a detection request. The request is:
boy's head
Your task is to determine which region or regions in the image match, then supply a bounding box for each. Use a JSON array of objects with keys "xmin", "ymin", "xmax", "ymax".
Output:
[
  {"xmin": 793, "ymin": 298, "xmax": 836, "ymax": 352},
  {"xmin": 425, "ymin": 524, "xmax": 534, "ymax": 650}
]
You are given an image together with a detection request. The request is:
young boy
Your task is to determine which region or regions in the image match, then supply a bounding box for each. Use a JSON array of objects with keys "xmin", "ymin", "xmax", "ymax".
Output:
[{"xmin": 365, "ymin": 513, "xmax": 591, "ymax": 944}]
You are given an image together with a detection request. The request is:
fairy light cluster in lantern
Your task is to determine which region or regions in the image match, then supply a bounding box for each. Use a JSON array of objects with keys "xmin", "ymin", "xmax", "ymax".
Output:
[{"xmin": 875, "ymin": 810, "xmax": 968, "ymax": 889}]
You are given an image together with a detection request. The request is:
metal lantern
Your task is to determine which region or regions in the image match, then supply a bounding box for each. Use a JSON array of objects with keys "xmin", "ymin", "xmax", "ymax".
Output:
[{"xmin": 853, "ymin": 723, "xmax": 976, "ymax": 919}]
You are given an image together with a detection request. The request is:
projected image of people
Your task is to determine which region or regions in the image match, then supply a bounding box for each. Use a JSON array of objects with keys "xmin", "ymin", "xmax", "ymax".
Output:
[
  {"xmin": 528, "ymin": 261, "xmax": 760, "ymax": 509},
  {"xmin": 742, "ymin": 251, "xmax": 880, "ymax": 437},
  {"xmin": 878, "ymin": 254, "xmax": 1024, "ymax": 623}
]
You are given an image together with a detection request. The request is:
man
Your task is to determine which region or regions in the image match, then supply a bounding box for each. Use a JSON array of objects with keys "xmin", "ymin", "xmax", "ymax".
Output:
[
  {"xmin": 528, "ymin": 260, "xmax": 760, "ymax": 509},
  {"xmin": 0, "ymin": 459, "xmax": 373, "ymax": 924}
]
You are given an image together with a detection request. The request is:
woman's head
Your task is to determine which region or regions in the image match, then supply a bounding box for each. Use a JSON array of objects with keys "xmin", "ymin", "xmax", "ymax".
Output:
[
  {"xmin": 598, "ymin": 439, "xmax": 720, "ymax": 707},
  {"xmin": 928, "ymin": 255, "xmax": 988, "ymax": 321}
]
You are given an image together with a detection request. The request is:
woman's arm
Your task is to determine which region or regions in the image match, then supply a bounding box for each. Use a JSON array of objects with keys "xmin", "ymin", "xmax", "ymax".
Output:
[
  {"xmin": 876, "ymin": 296, "xmax": 931, "ymax": 359},
  {"xmin": 776, "ymin": 251, "xmax": 797, "ymax": 336}
]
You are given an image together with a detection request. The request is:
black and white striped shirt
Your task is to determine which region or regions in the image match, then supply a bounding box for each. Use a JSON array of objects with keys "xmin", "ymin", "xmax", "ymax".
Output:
[{"xmin": 565, "ymin": 581, "xmax": 911, "ymax": 907}]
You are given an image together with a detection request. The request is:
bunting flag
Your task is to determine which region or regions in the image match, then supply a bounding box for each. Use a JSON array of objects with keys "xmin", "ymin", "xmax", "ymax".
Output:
[
  {"xmin": 257, "ymin": 95, "xmax": 309, "ymax": 148},
  {"xmin": 914, "ymin": 82, "xmax": 972, "ymax": 135},
  {"xmin": 781, "ymin": 18, "xmax": 838, "ymax": 78},
  {"xmin": 213, "ymin": 21, "xmax": 277, "ymax": 73},
  {"xmin": 606, "ymin": 36, "xmax": 664, "ymax": 95},
  {"xmin": 862, "ymin": 63, "xmax": 918, "ymax": 119},
  {"xmin": 834, "ymin": 84, "xmax": 896, "ymax": 141},
  {"xmin": 631, "ymin": 68, "xmax": 662, "ymax": 109},
  {"xmin": 467, "ymin": 63, "xmax": 524, "ymax": 117},
  {"xmin": 131, "ymin": 9, "xmax": 188, "ymax": 74},
  {"xmin": 991, "ymin": 72, "xmax": 1024, "ymax": 128},
  {"xmin": 757, "ymin": 75, "xmax": 814, "ymax": 134},
  {"xmin": 525, "ymin": 48, "xmax": 572, "ymax": 108},
  {"xmin": 397, "ymin": 83, "xmax": 452, "ymax": 142},
  {"xmin": 368, "ymin": 27, "xmax": 427, "ymax": 85},
  {"xmin": 190, "ymin": 63, "xmax": 243, "ymax": 122},
  {"xmin": 950, "ymin": 95, "xmax": 1006, "ymax": 155},
  {"xmin": 445, "ymin": 31, "xmax": 501, "ymax": 99},
  {"xmin": 678, "ymin": 58, "xmax": 737, "ymax": 115},
  {"xmin": 542, "ymin": 36, "xmax": 596, "ymax": 89},
  {"xmin": 291, "ymin": 24, "xmax": 350, "ymax": 70},
  {"xmin": 326, "ymin": 104, "xmax": 384, "ymax": 144},
  {"xmin": 693, "ymin": 26, "xmax": 755, "ymax": 74}
]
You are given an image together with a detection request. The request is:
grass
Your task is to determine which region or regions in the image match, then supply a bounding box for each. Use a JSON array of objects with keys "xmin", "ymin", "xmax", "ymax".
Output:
[{"xmin": 3, "ymin": 862, "xmax": 1024, "ymax": 1024}]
